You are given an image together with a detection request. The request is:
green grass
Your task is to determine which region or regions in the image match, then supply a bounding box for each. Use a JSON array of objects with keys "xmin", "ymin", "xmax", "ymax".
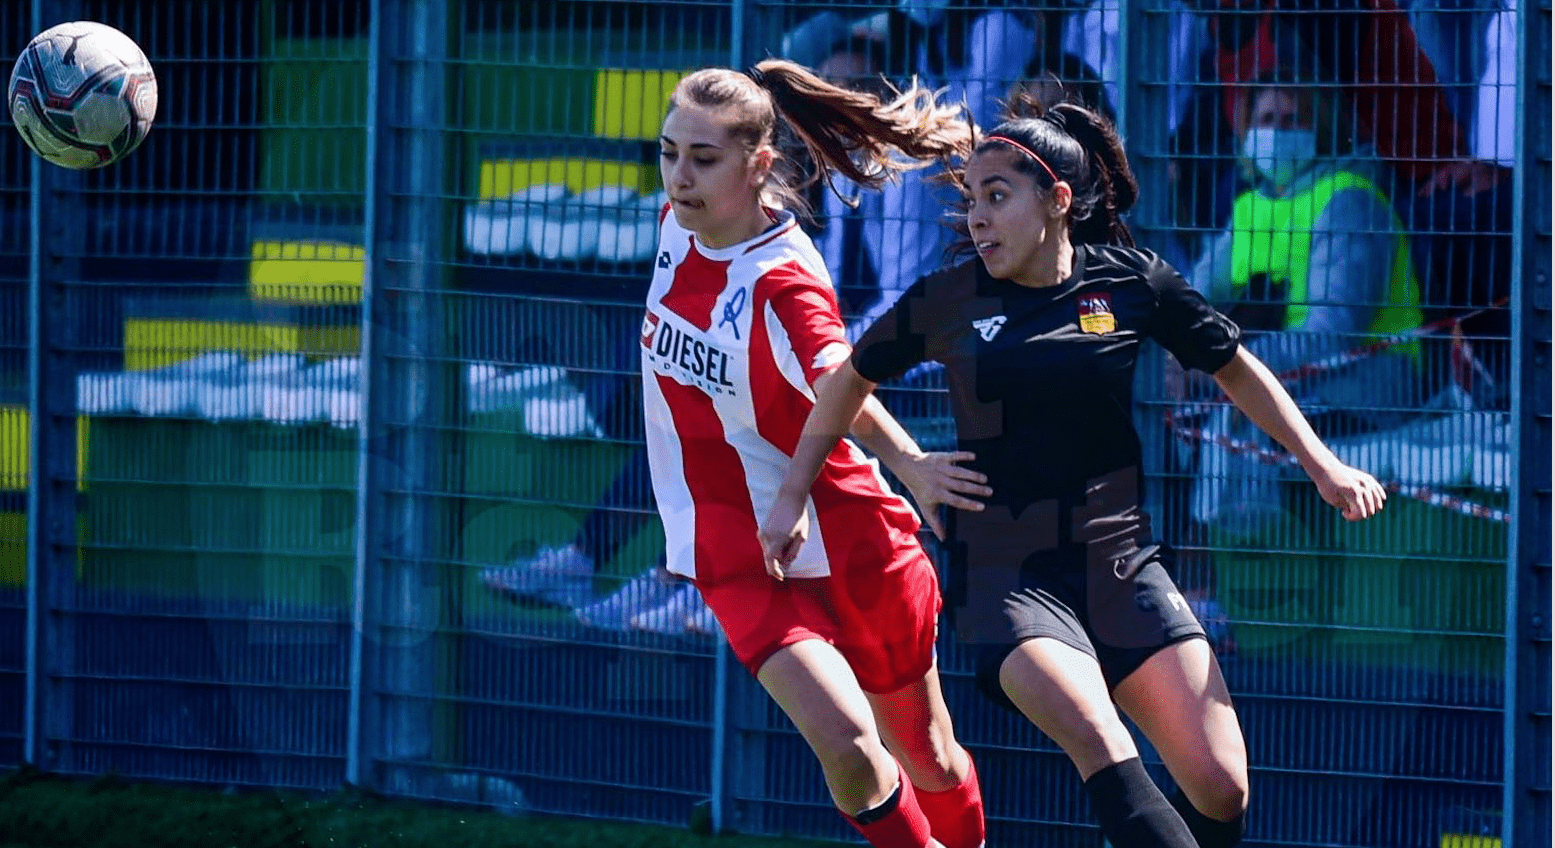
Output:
[{"xmin": 0, "ymin": 769, "xmax": 840, "ymax": 848}]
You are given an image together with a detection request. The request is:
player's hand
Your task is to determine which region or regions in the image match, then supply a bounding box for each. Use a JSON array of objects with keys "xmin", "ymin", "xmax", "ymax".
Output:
[
  {"xmin": 1309, "ymin": 460, "xmax": 1388, "ymax": 521},
  {"xmin": 758, "ymin": 493, "xmax": 810, "ymax": 581},
  {"xmin": 894, "ymin": 451, "xmax": 990, "ymax": 541}
]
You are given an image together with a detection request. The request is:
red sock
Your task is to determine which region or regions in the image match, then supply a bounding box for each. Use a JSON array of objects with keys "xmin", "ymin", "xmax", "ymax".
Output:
[
  {"xmin": 914, "ymin": 749, "xmax": 986, "ymax": 848},
  {"xmin": 841, "ymin": 765, "xmax": 934, "ymax": 848}
]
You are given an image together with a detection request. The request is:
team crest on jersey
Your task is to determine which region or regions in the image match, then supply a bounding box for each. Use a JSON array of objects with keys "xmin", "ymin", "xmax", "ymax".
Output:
[
  {"xmin": 1078, "ymin": 293, "xmax": 1116, "ymax": 335},
  {"xmin": 972, "ymin": 315, "xmax": 1006, "ymax": 342}
]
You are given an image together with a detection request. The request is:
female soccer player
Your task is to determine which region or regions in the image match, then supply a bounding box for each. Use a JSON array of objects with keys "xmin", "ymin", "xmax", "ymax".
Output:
[
  {"xmin": 761, "ymin": 102, "xmax": 1389, "ymax": 848},
  {"xmin": 642, "ymin": 61, "xmax": 986, "ymax": 848}
]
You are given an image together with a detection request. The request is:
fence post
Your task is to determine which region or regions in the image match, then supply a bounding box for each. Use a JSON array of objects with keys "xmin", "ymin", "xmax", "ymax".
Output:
[
  {"xmin": 708, "ymin": 0, "xmax": 792, "ymax": 829},
  {"xmin": 1117, "ymin": 0, "xmax": 1173, "ymax": 248},
  {"xmin": 349, "ymin": 0, "xmax": 390, "ymax": 791},
  {"xmin": 708, "ymin": 1, "xmax": 751, "ymax": 828},
  {"xmin": 23, "ymin": 0, "xmax": 82, "ymax": 775},
  {"xmin": 367, "ymin": 0, "xmax": 451, "ymax": 798},
  {"xmin": 1504, "ymin": 0, "xmax": 1553, "ymax": 842}
]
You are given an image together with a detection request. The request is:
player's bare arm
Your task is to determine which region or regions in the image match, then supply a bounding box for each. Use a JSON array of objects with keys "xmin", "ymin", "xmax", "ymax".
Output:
[{"xmin": 1211, "ymin": 346, "xmax": 1388, "ymax": 521}]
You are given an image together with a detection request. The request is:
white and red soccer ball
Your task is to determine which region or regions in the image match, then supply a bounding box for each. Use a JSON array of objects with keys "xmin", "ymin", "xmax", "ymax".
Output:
[{"xmin": 8, "ymin": 21, "xmax": 158, "ymax": 169}]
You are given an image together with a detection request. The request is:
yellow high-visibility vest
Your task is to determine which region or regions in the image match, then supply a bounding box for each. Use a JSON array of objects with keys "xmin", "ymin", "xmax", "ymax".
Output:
[{"xmin": 1229, "ymin": 169, "xmax": 1422, "ymax": 358}]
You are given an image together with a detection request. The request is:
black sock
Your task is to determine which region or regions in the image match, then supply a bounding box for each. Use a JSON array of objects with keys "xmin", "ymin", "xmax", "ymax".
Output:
[
  {"xmin": 853, "ymin": 780, "xmax": 902, "ymax": 824},
  {"xmin": 1169, "ymin": 789, "xmax": 1246, "ymax": 848},
  {"xmin": 1082, "ymin": 758, "xmax": 1197, "ymax": 848}
]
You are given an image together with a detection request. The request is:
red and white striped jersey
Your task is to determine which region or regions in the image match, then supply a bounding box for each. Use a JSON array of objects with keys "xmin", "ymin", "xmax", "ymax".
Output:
[{"xmin": 642, "ymin": 206, "xmax": 922, "ymax": 583}]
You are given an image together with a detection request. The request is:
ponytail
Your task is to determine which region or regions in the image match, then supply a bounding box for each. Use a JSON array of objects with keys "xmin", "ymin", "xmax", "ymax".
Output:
[
  {"xmin": 941, "ymin": 99, "xmax": 1140, "ymax": 258},
  {"xmin": 745, "ymin": 58, "xmax": 970, "ymax": 195},
  {"xmin": 1044, "ymin": 103, "xmax": 1137, "ymax": 247},
  {"xmin": 667, "ymin": 63, "xmax": 968, "ymax": 219}
]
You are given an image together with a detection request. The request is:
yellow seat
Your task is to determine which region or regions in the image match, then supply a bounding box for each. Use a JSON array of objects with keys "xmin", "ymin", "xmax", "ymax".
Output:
[
  {"xmin": 0, "ymin": 510, "xmax": 22, "ymax": 587},
  {"xmin": 0, "ymin": 406, "xmax": 87, "ymax": 492},
  {"xmin": 592, "ymin": 68, "xmax": 685, "ymax": 141},
  {"xmin": 1441, "ymin": 835, "xmax": 1500, "ymax": 848},
  {"xmin": 248, "ymin": 239, "xmax": 365, "ymax": 304},
  {"xmin": 477, "ymin": 156, "xmax": 649, "ymax": 199},
  {"xmin": 122, "ymin": 316, "xmax": 359, "ymax": 372}
]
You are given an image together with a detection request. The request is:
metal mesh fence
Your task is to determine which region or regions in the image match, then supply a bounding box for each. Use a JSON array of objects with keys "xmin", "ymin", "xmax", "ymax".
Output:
[
  {"xmin": 1123, "ymin": 1, "xmax": 1517, "ymax": 842},
  {"xmin": 17, "ymin": 0, "xmax": 354, "ymax": 792},
  {"xmin": 2, "ymin": 0, "xmax": 1544, "ymax": 845},
  {"xmin": 0, "ymin": 0, "xmax": 32, "ymax": 774}
]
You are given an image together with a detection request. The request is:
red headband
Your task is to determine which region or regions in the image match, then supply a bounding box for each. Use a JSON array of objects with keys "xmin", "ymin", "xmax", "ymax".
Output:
[{"xmin": 984, "ymin": 135, "xmax": 1059, "ymax": 184}]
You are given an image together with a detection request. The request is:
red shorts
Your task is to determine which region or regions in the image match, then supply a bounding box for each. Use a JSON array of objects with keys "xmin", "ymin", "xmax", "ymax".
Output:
[{"xmin": 694, "ymin": 544, "xmax": 942, "ymax": 694}]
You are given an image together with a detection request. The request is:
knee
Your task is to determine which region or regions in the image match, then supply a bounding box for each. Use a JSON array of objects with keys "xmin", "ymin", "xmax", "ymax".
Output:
[
  {"xmin": 892, "ymin": 732, "xmax": 964, "ymax": 789},
  {"xmin": 1043, "ymin": 702, "xmax": 1135, "ymax": 764},
  {"xmin": 1004, "ymin": 681, "xmax": 1133, "ymax": 769},
  {"xmin": 1182, "ymin": 758, "xmax": 1249, "ymax": 820},
  {"xmin": 813, "ymin": 733, "xmax": 894, "ymax": 794}
]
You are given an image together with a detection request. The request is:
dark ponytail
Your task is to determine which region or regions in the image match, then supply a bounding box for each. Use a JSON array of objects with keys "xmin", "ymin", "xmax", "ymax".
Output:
[
  {"xmin": 1045, "ymin": 103, "xmax": 1137, "ymax": 247},
  {"xmin": 945, "ymin": 100, "xmax": 1139, "ymax": 254}
]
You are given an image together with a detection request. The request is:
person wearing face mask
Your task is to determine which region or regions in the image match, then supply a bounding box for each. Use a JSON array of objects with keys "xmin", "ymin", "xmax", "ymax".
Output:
[
  {"xmin": 1189, "ymin": 74, "xmax": 1424, "ymax": 404},
  {"xmin": 1183, "ymin": 72, "xmax": 1422, "ymax": 527}
]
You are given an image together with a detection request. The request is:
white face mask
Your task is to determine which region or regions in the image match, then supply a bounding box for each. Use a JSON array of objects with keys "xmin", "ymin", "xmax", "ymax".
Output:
[{"xmin": 1243, "ymin": 127, "xmax": 1317, "ymax": 188}]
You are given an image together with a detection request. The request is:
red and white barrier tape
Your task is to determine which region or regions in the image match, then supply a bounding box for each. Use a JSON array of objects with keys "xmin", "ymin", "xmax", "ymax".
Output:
[
  {"xmin": 1172, "ymin": 298, "xmax": 1509, "ymax": 421},
  {"xmin": 1167, "ymin": 299, "xmax": 1512, "ymax": 523},
  {"xmin": 1179, "ymin": 424, "xmax": 1511, "ymax": 524}
]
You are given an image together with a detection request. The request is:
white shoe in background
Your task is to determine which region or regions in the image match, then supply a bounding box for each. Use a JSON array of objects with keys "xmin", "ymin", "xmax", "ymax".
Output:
[
  {"xmin": 629, "ymin": 584, "xmax": 719, "ymax": 638},
  {"xmin": 684, "ymin": 591, "xmax": 722, "ymax": 637},
  {"xmin": 463, "ymin": 183, "xmax": 567, "ymax": 257},
  {"xmin": 480, "ymin": 543, "xmax": 595, "ymax": 609},
  {"xmin": 628, "ymin": 584, "xmax": 699, "ymax": 635},
  {"xmin": 596, "ymin": 190, "xmax": 665, "ymax": 264},
  {"xmin": 574, "ymin": 567, "xmax": 681, "ymax": 631}
]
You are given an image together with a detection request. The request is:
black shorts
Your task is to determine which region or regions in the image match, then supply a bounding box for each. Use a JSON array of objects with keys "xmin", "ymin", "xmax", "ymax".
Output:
[{"xmin": 942, "ymin": 513, "xmax": 1206, "ymax": 711}]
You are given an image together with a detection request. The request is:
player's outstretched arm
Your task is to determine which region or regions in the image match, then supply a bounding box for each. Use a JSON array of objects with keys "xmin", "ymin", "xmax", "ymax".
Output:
[
  {"xmin": 760, "ymin": 362, "xmax": 875, "ymax": 579},
  {"xmin": 1211, "ymin": 346, "xmax": 1388, "ymax": 522},
  {"xmin": 760, "ymin": 360, "xmax": 990, "ymax": 578},
  {"xmin": 849, "ymin": 392, "xmax": 988, "ymax": 542}
]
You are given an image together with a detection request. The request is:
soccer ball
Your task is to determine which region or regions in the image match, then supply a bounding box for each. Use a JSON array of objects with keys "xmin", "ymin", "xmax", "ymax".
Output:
[{"xmin": 8, "ymin": 21, "xmax": 157, "ymax": 169}]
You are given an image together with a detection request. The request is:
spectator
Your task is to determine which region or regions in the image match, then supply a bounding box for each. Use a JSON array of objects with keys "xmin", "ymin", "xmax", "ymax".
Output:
[
  {"xmin": 479, "ymin": 395, "xmax": 718, "ymax": 635},
  {"xmin": 1190, "ymin": 0, "xmax": 1470, "ymax": 186},
  {"xmin": 905, "ymin": 0, "xmax": 1040, "ymax": 130},
  {"xmin": 1404, "ymin": 0, "xmax": 1516, "ymax": 409},
  {"xmin": 1059, "ymin": 0, "xmax": 1207, "ymax": 134},
  {"xmin": 1185, "ymin": 69, "xmax": 1423, "ymax": 527}
]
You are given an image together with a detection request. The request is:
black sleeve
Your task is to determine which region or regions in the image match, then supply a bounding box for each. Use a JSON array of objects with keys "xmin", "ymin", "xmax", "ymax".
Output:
[
  {"xmin": 1144, "ymin": 251, "xmax": 1242, "ymax": 373},
  {"xmin": 850, "ymin": 275, "xmax": 939, "ymax": 383}
]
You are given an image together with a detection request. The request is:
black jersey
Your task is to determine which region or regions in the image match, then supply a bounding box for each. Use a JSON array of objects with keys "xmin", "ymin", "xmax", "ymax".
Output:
[{"xmin": 852, "ymin": 244, "xmax": 1241, "ymax": 524}]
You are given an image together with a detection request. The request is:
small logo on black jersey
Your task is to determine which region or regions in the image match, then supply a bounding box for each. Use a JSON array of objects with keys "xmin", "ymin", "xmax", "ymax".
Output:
[
  {"xmin": 972, "ymin": 315, "xmax": 1006, "ymax": 342},
  {"xmin": 1078, "ymin": 293, "xmax": 1116, "ymax": 335},
  {"xmin": 657, "ymin": 251, "xmax": 672, "ymax": 269}
]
